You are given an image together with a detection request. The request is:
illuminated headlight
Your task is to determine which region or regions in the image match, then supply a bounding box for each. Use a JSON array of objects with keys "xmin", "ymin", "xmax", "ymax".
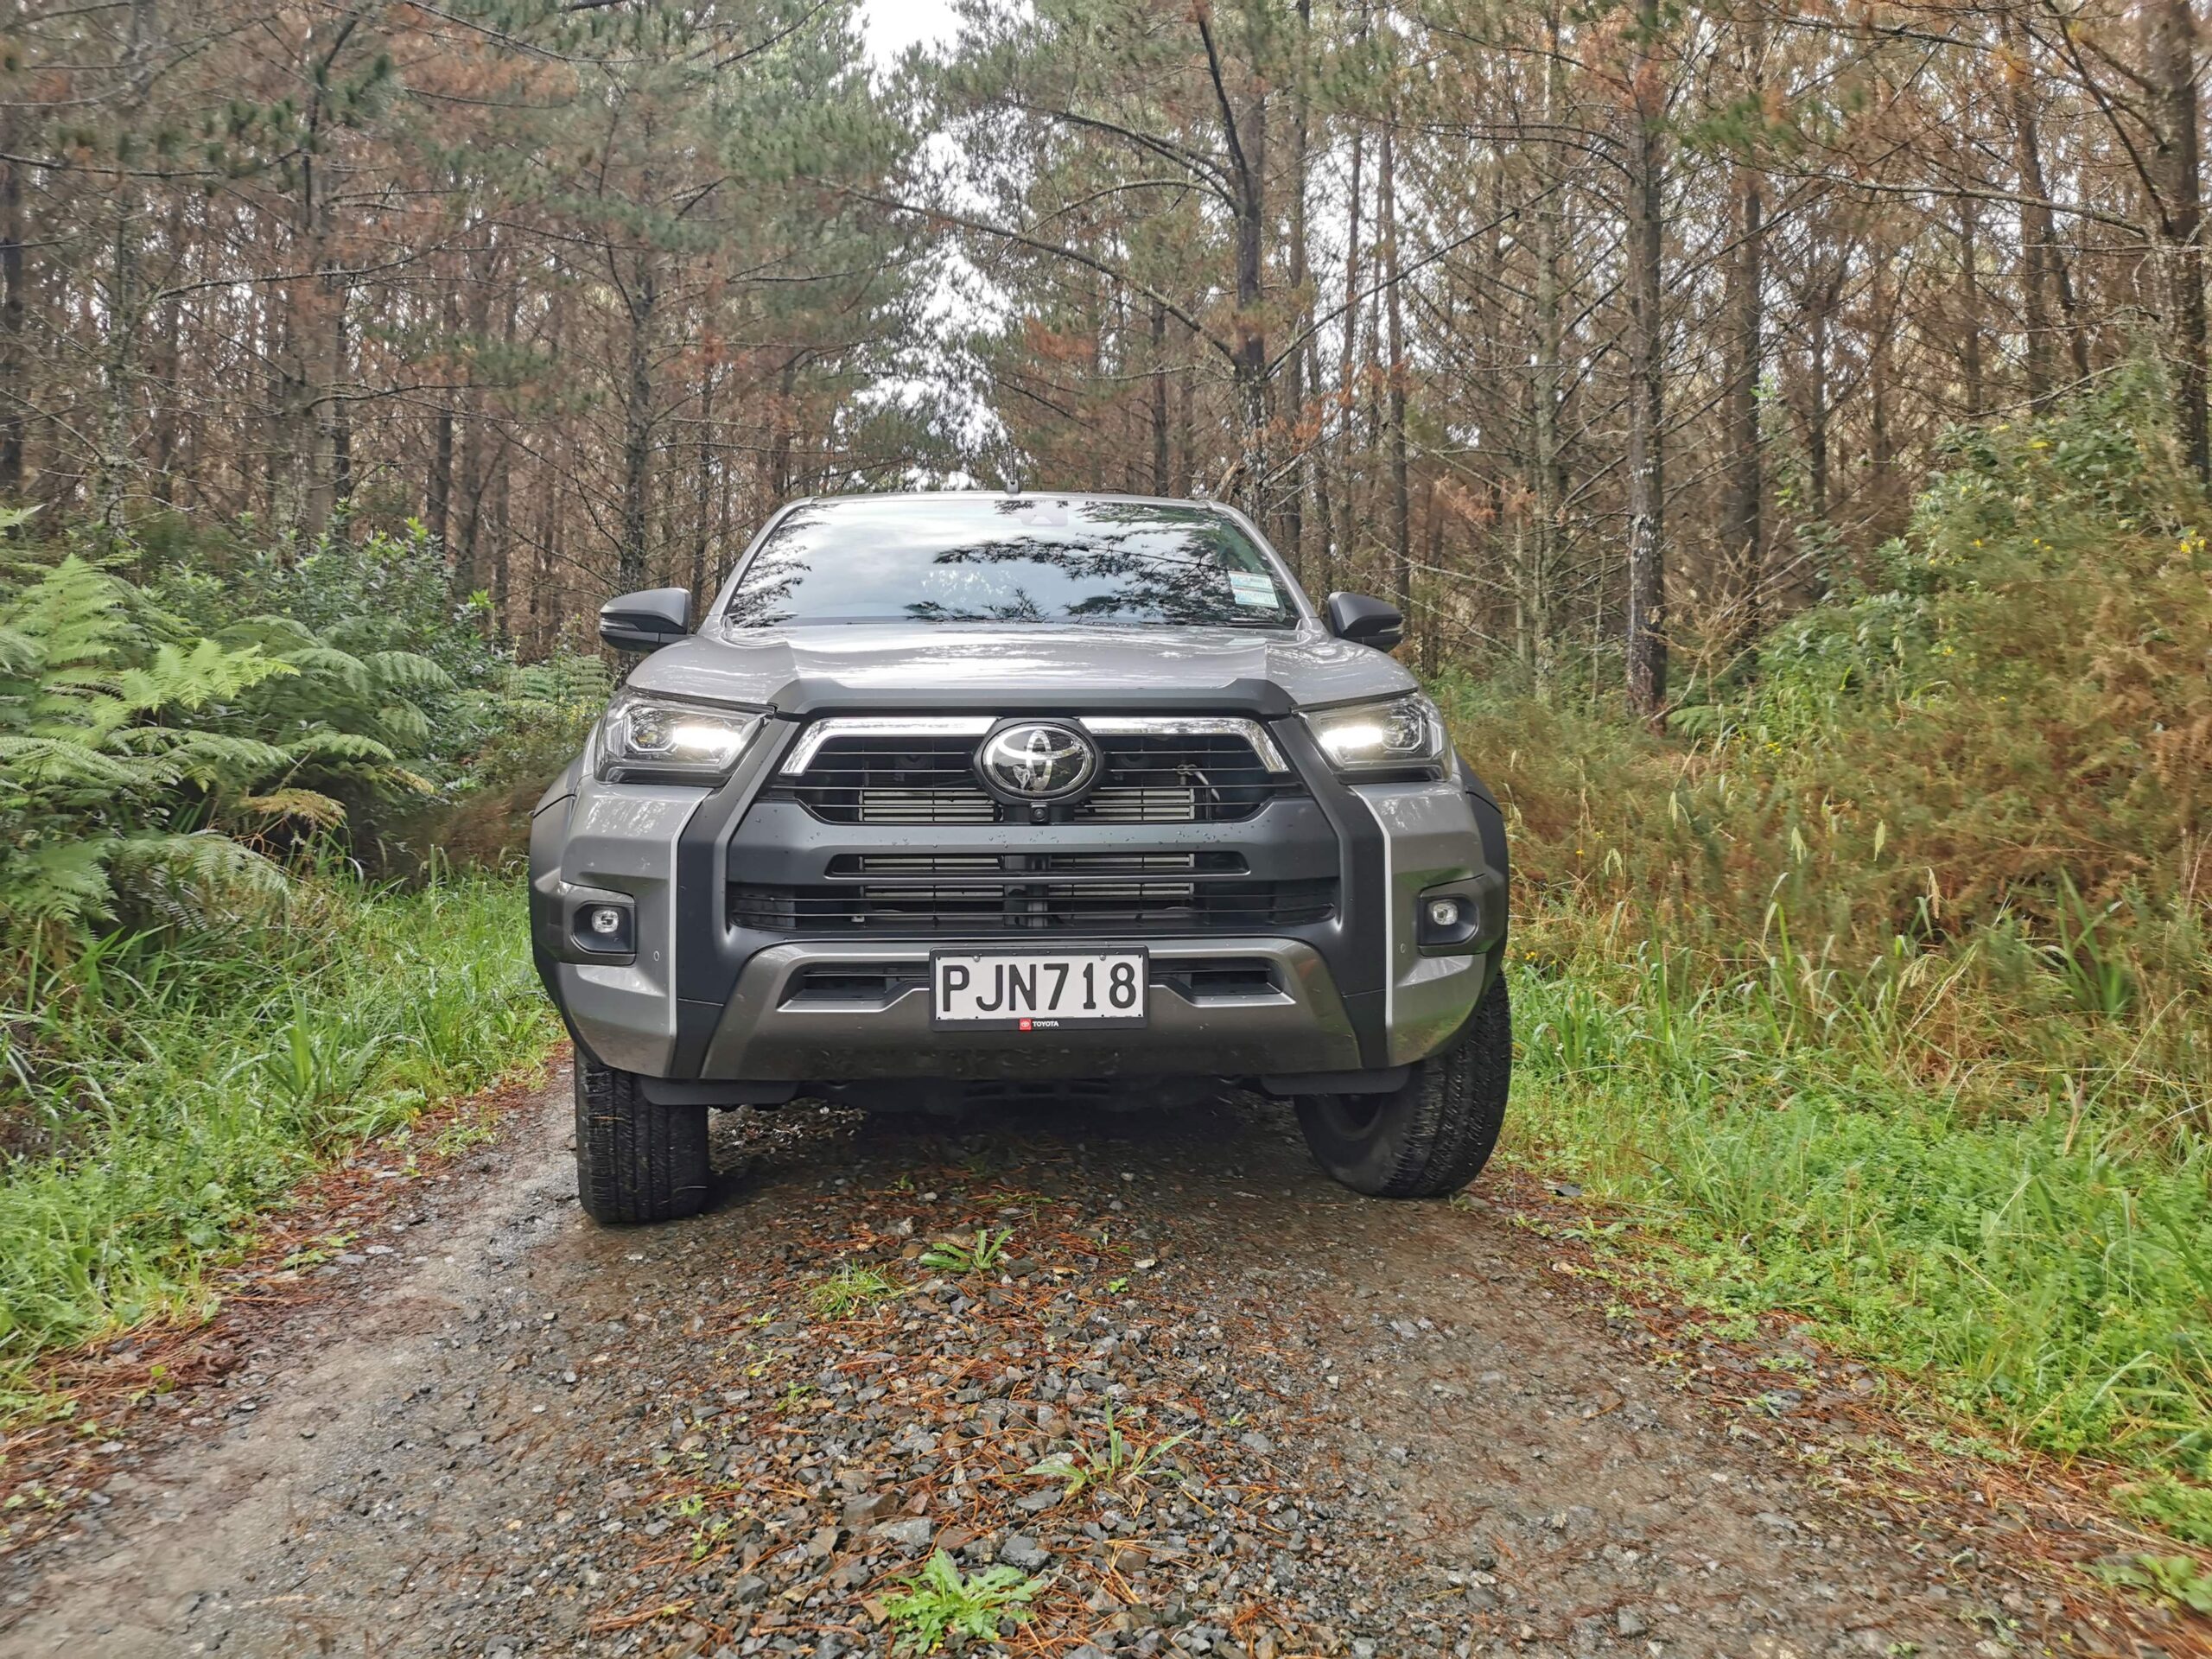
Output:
[
  {"xmin": 1303, "ymin": 692, "xmax": 1446, "ymax": 775},
  {"xmin": 596, "ymin": 690, "xmax": 763, "ymax": 784}
]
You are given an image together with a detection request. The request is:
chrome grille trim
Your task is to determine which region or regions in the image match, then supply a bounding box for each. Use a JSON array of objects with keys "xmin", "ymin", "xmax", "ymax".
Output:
[
  {"xmin": 1077, "ymin": 715, "xmax": 1288, "ymax": 772},
  {"xmin": 781, "ymin": 714, "xmax": 1289, "ymax": 774},
  {"xmin": 781, "ymin": 716, "xmax": 994, "ymax": 775}
]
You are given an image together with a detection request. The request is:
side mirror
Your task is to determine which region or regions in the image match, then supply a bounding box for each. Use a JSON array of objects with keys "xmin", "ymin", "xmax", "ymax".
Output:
[
  {"xmin": 600, "ymin": 587, "xmax": 691, "ymax": 653},
  {"xmin": 1325, "ymin": 591, "xmax": 1403, "ymax": 652}
]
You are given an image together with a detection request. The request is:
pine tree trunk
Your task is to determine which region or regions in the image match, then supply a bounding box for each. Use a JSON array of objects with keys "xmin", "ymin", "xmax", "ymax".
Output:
[
  {"xmin": 488, "ymin": 429, "xmax": 512, "ymax": 639},
  {"xmin": 2005, "ymin": 14, "xmax": 2064, "ymax": 405},
  {"xmin": 151, "ymin": 192, "xmax": 186, "ymax": 506},
  {"xmin": 1284, "ymin": 2, "xmax": 1313, "ymax": 578},
  {"xmin": 1624, "ymin": 0, "xmax": 1667, "ymax": 723},
  {"xmin": 1721, "ymin": 164, "xmax": 1764, "ymax": 645},
  {"xmin": 690, "ymin": 365, "xmax": 715, "ymax": 601},
  {"xmin": 329, "ymin": 296, "xmax": 352, "ymax": 512},
  {"xmin": 1334, "ymin": 128, "xmax": 1364, "ymax": 589},
  {"xmin": 0, "ymin": 117, "xmax": 22, "ymax": 497},
  {"xmin": 1528, "ymin": 7, "xmax": 1566, "ymax": 695},
  {"xmin": 427, "ymin": 277, "xmax": 457, "ymax": 550},
  {"xmin": 1959, "ymin": 196, "xmax": 1984, "ymax": 416},
  {"xmin": 768, "ymin": 354, "xmax": 798, "ymax": 503},
  {"xmin": 1173, "ymin": 346, "xmax": 1193, "ymax": 496},
  {"xmin": 1869, "ymin": 250, "xmax": 1899, "ymax": 534},
  {"xmin": 2145, "ymin": 0, "xmax": 2209, "ymax": 481},
  {"xmin": 1150, "ymin": 302, "xmax": 1170, "ymax": 494},
  {"xmin": 429, "ymin": 410, "xmax": 454, "ymax": 553},
  {"xmin": 1381, "ymin": 124, "xmax": 1411, "ymax": 637},
  {"xmin": 95, "ymin": 198, "xmax": 139, "ymax": 538},
  {"xmin": 1230, "ymin": 95, "xmax": 1268, "ymax": 508},
  {"xmin": 1805, "ymin": 285, "xmax": 1834, "ymax": 528},
  {"xmin": 94, "ymin": 0, "xmax": 160, "ymax": 540},
  {"xmin": 298, "ymin": 139, "xmax": 347, "ymax": 537},
  {"xmin": 1419, "ymin": 476, "xmax": 1442, "ymax": 674},
  {"xmin": 618, "ymin": 253, "xmax": 658, "ymax": 591}
]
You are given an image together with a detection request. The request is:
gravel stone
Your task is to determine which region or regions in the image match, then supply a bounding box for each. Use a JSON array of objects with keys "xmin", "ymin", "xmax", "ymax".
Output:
[
  {"xmin": 996, "ymin": 1533, "xmax": 1050, "ymax": 1570},
  {"xmin": 0, "ymin": 1074, "xmax": 2116, "ymax": 1659},
  {"xmin": 872, "ymin": 1516, "xmax": 932, "ymax": 1549}
]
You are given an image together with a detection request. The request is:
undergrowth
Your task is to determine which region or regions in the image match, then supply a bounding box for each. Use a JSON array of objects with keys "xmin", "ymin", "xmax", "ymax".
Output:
[
  {"xmin": 0, "ymin": 874, "xmax": 558, "ymax": 1404},
  {"xmin": 1503, "ymin": 943, "xmax": 2211, "ymax": 1482},
  {"xmin": 1444, "ymin": 376, "xmax": 2212, "ymax": 1527}
]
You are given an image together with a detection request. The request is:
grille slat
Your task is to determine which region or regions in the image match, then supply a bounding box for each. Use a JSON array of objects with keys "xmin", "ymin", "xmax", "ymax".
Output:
[
  {"xmin": 857, "ymin": 787, "xmax": 996, "ymax": 825},
  {"xmin": 730, "ymin": 878, "xmax": 1335, "ymax": 935},
  {"xmin": 773, "ymin": 729, "xmax": 1301, "ymax": 825},
  {"xmin": 834, "ymin": 852, "xmax": 1233, "ymax": 878},
  {"xmin": 1079, "ymin": 787, "xmax": 1197, "ymax": 823}
]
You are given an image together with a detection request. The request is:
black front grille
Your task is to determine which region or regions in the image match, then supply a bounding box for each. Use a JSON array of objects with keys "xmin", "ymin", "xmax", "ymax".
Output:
[
  {"xmin": 729, "ymin": 876, "xmax": 1336, "ymax": 936},
  {"xmin": 826, "ymin": 852, "xmax": 1249, "ymax": 878},
  {"xmin": 773, "ymin": 730, "xmax": 1301, "ymax": 825}
]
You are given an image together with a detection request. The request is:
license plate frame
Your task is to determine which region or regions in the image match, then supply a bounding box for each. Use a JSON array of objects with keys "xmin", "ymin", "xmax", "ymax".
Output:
[{"xmin": 929, "ymin": 948, "xmax": 1149, "ymax": 1031}]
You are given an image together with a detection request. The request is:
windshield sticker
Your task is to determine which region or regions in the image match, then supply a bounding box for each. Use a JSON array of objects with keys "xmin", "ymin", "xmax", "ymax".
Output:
[{"xmin": 1227, "ymin": 570, "xmax": 1278, "ymax": 607}]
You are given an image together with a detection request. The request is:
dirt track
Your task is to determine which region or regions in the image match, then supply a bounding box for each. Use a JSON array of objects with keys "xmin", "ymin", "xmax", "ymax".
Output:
[{"xmin": 0, "ymin": 1065, "xmax": 2180, "ymax": 1659}]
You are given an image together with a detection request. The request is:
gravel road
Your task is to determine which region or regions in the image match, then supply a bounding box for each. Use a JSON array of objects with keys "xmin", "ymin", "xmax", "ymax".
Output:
[{"xmin": 0, "ymin": 1066, "xmax": 2171, "ymax": 1659}]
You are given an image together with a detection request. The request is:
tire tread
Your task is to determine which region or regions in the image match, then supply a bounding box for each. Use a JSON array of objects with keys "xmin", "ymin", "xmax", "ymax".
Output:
[
  {"xmin": 574, "ymin": 1058, "xmax": 712, "ymax": 1225},
  {"xmin": 1296, "ymin": 972, "xmax": 1511, "ymax": 1199}
]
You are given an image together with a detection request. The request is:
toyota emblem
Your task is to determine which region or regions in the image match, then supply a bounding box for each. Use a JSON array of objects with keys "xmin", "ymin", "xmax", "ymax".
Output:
[{"xmin": 976, "ymin": 721, "xmax": 1099, "ymax": 804}]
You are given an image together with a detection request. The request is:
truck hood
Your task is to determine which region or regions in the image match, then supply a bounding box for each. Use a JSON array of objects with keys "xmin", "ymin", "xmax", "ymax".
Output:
[{"xmin": 624, "ymin": 622, "xmax": 1416, "ymax": 715}]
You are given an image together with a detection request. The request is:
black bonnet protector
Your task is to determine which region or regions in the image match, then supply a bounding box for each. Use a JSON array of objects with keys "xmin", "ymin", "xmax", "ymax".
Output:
[
  {"xmin": 622, "ymin": 618, "xmax": 1421, "ymax": 721},
  {"xmin": 728, "ymin": 675, "xmax": 1303, "ymax": 720}
]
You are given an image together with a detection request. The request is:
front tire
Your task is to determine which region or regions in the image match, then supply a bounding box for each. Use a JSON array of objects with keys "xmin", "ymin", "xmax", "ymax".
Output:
[
  {"xmin": 573, "ymin": 1056, "xmax": 712, "ymax": 1224},
  {"xmin": 1295, "ymin": 971, "xmax": 1510, "ymax": 1198}
]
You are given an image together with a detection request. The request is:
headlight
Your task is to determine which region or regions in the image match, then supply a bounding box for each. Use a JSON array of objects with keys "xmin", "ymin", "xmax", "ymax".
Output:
[
  {"xmin": 1303, "ymin": 692, "xmax": 1446, "ymax": 775},
  {"xmin": 595, "ymin": 690, "xmax": 764, "ymax": 784}
]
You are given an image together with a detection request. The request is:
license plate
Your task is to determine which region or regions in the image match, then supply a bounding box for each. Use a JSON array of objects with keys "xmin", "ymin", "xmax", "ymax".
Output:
[{"xmin": 931, "ymin": 950, "xmax": 1147, "ymax": 1029}]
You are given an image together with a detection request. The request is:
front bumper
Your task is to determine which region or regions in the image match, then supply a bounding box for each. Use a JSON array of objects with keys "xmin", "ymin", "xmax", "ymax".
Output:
[
  {"xmin": 531, "ymin": 715, "xmax": 1507, "ymax": 1088},
  {"xmin": 698, "ymin": 936, "xmax": 1362, "ymax": 1081}
]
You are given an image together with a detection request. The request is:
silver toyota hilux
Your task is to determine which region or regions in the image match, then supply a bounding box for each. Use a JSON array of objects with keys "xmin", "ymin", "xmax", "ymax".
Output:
[{"xmin": 530, "ymin": 493, "xmax": 1510, "ymax": 1223}]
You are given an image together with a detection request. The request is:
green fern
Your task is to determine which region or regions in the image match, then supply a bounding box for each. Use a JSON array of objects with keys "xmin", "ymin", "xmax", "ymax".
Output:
[
  {"xmin": 1, "ymin": 518, "xmax": 601, "ymax": 943},
  {"xmin": 0, "ymin": 555, "xmax": 293, "ymax": 935}
]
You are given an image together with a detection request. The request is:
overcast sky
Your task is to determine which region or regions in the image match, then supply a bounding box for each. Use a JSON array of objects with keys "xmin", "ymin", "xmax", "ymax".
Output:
[
  {"xmin": 857, "ymin": 0, "xmax": 963, "ymax": 68},
  {"xmin": 849, "ymin": 0, "xmax": 1004, "ymax": 475}
]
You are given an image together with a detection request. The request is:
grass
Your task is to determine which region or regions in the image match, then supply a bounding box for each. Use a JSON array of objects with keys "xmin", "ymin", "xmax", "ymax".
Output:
[
  {"xmin": 880, "ymin": 1550, "xmax": 1043, "ymax": 1651},
  {"xmin": 0, "ymin": 872, "xmax": 558, "ymax": 1402},
  {"xmin": 1502, "ymin": 897, "xmax": 2212, "ymax": 1493},
  {"xmin": 810, "ymin": 1261, "xmax": 903, "ymax": 1318}
]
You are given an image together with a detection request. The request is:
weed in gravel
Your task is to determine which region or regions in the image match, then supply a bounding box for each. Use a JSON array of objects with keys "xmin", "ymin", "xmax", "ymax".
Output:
[
  {"xmin": 1024, "ymin": 1408, "xmax": 1189, "ymax": 1505},
  {"xmin": 810, "ymin": 1261, "xmax": 902, "ymax": 1318},
  {"xmin": 2113, "ymin": 1475, "xmax": 2212, "ymax": 1546},
  {"xmin": 920, "ymin": 1228, "xmax": 1011, "ymax": 1275},
  {"xmin": 880, "ymin": 1550, "xmax": 1042, "ymax": 1651},
  {"xmin": 2094, "ymin": 1552, "xmax": 2212, "ymax": 1614}
]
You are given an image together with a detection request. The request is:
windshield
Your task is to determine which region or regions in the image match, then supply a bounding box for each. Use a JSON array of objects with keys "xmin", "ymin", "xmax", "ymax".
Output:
[{"xmin": 720, "ymin": 496, "xmax": 1300, "ymax": 630}]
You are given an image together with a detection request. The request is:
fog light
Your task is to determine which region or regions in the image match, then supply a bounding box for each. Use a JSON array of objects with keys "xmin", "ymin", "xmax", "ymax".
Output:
[
  {"xmin": 1427, "ymin": 898, "xmax": 1460, "ymax": 929},
  {"xmin": 588, "ymin": 906, "xmax": 625, "ymax": 936}
]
